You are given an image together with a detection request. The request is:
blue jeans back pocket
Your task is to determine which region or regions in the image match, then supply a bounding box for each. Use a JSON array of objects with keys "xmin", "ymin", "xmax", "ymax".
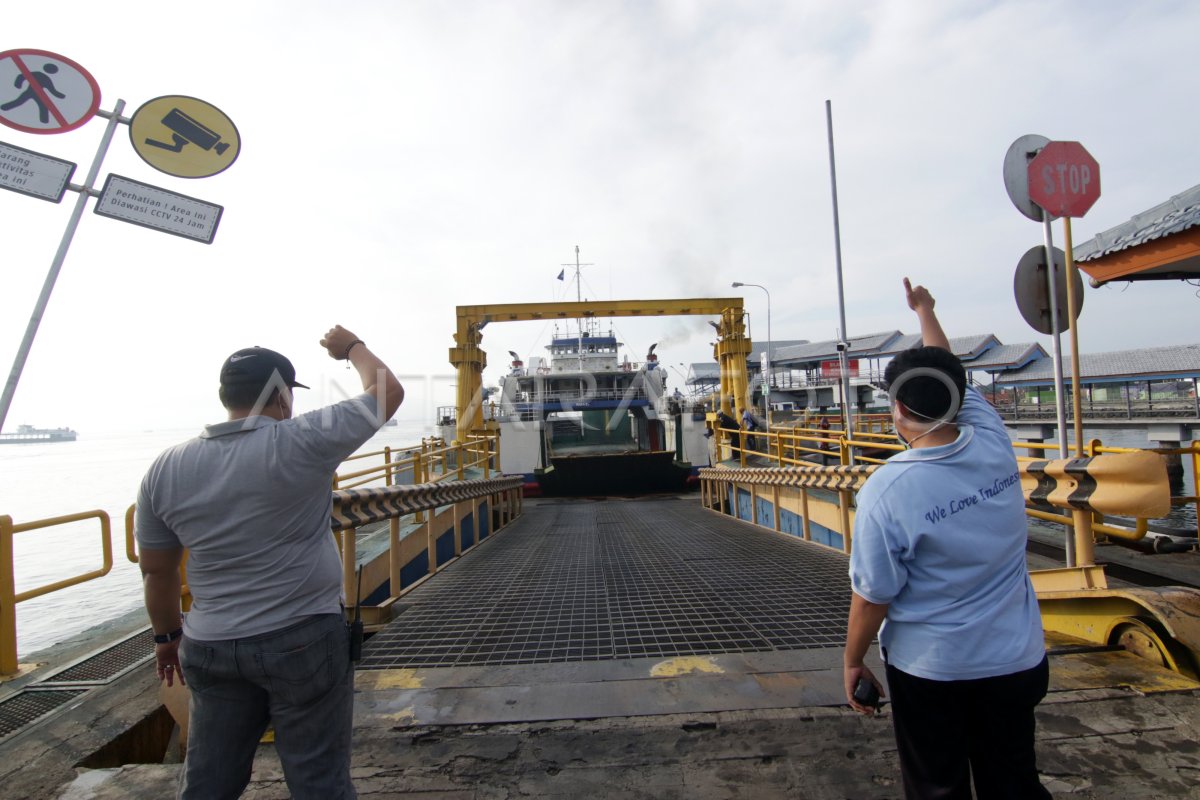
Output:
[
  {"xmin": 179, "ymin": 638, "xmax": 216, "ymax": 690},
  {"xmin": 257, "ymin": 628, "xmax": 336, "ymax": 707}
]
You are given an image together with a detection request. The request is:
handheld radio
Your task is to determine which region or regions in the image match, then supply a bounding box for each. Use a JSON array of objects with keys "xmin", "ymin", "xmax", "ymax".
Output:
[{"xmin": 349, "ymin": 566, "xmax": 364, "ymax": 662}]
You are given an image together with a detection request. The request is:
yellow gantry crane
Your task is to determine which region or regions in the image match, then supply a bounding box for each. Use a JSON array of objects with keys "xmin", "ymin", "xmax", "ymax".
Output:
[{"xmin": 448, "ymin": 297, "xmax": 752, "ymax": 444}]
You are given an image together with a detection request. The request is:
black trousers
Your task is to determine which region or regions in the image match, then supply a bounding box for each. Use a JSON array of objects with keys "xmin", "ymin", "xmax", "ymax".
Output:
[{"xmin": 885, "ymin": 656, "xmax": 1052, "ymax": 800}]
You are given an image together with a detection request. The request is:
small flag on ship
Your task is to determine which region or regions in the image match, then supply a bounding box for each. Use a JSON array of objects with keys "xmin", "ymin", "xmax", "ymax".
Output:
[{"xmin": 557, "ymin": 269, "xmax": 565, "ymax": 280}]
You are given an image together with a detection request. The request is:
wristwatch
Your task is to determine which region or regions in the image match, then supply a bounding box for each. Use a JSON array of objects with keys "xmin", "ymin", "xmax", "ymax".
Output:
[{"xmin": 153, "ymin": 627, "xmax": 183, "ymax": 644}]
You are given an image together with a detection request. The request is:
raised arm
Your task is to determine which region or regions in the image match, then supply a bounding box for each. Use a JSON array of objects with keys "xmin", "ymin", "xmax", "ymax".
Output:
[
  {"xmin": 320, "ymin": 325, "xmax": 405, "ymax": 420},
  {"xmin": 903, "ymin": 277, "xmax": 950, "ymax": 352}
]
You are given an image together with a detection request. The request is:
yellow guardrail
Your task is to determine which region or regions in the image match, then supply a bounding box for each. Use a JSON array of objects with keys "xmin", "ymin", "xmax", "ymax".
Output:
[
  {"xmin": 332, "ymin": 432, "xmax": 500, "ymax": 490},
  {"xmin": 709, "ymin": 419, "xmax": 1198, "ymax": 549},
  {"xmin": 1, "ymin": 511, "xmax": 113, "ymax": 676},
  {"xmin": 331, "ymin": 475, "xmax": 524, "ymax": 621},
  {"xmin": 1, "ymin": 428, "xmax": 503, "ymax": 677}
]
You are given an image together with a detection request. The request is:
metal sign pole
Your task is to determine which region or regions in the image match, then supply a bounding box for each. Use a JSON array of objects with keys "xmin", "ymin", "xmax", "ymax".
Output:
[
  {"xmin": 0, "ymin": 100, "xmax": 126, "ymax": 433},
  {"xmin": 1041, "ymin": 214, "xmax": 1074, "ymax": 566},
  {"xmin": 825, "ymin": 100, "xmax": 855, "ymax": 448},
  {"xmin": 1062, "ymin": 216, "xmax": 1096, "ymax": 566},
  {"xmin": 1063, "ymin": 217, "xmax": 1085, "ymax": 455},
  {"xmin": 1040, "ymin": 216, "xmax": 1069, "ymax": 461}
]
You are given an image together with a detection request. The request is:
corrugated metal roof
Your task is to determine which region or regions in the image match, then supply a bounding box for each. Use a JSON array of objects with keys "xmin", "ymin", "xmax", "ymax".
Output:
[
  {"xmin": 996, "ymin": 343, "xmax": 1200, "ymax": 385},
  {"xmin": 773, "ymin": 331, "xmax": 903, "ymax": 364},
  {"xmin": 950, "ymin": 334, "xmax": 1001, "ymax": 360},
  {"xmin": 874, "ymin": 333, "xmax": 923, "ymax": 356},
  {"xmin": 683, "ymin": 341, "xmax": 809, "ymax": 384},
  {"xmin": 853, "ymin": 333, "xmax": 1000, "ymax": 360},
  {"xmin": 962, "ymin": 343, "xmax": 1047, "ymax": 371},
  {"xmin": 687, "ymin": 362, "xmax": 721, "ymax": 384},
  {"xmin": 1075, "ymin": 183, "xmax": 1200, "ymax": 262},
  {"xmin": 748, "ymin": 340, "xmax": 809, "ymax": 362}
]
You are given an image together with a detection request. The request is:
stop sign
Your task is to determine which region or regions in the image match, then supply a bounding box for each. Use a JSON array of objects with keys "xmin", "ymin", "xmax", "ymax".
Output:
[{"xmin": 1027, "ymin": 141, "xmax": 1101, "ymax": 218}]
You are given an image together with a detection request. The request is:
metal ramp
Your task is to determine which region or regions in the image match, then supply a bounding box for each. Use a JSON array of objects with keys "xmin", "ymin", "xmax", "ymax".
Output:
[{"xmin": 361, "ymin": 496, "xmax": 852, "ymax": 670}]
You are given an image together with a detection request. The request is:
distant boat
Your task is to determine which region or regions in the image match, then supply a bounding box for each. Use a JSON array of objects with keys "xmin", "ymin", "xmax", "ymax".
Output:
[{"xmin": 0, "ymin": 424, "xmax": 78, "ymax": 444}]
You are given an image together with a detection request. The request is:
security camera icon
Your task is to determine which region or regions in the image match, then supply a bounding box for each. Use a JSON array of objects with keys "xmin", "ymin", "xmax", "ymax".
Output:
[{"xmin": 144, "ymin": 107, "xmax": 230, "ymax": 156}]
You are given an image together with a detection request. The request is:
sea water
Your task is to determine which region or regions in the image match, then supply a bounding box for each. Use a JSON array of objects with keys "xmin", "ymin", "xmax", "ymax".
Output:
[{"xmin": 0, "ymin": 419, "xmax": 433, "ymax": 658}]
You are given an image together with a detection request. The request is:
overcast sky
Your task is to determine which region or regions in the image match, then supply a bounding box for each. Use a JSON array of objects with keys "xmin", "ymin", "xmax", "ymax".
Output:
[{"xmin": 1, "ymin": 1, "xmax": 1196, "ymax": 434}]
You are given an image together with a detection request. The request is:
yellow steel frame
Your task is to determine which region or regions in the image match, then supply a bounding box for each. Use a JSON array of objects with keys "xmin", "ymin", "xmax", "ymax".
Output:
[
  {"xmin": 1, "ymin": 511, "xmax": 113, "ymax": 677},
  {"xmin": 1036, "ymin": 586, "xmax": 1200, "ymax": 680},
  {"xmin": 449, "ymin": 298, "xmax": 748, "ymax": 443}
]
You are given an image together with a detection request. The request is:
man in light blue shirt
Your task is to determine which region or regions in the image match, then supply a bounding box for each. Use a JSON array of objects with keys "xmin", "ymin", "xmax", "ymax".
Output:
[{"xmin": 844, "ymin": 280, "xmax": 1050, "ymax": 799}]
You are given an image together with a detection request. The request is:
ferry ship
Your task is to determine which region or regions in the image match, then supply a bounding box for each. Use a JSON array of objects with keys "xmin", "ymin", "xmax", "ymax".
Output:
[
  {"xmin": 0, "ymin": 424, "xmax": 77, "ymax": 444},
  {"xmin": 448, "ymin": 324, "xmax": 705, "ymax": 496}
]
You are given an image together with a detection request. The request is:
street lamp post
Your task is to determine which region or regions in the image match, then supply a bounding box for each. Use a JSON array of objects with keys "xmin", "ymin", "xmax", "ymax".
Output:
[{"xmin": 732, "ymin": 282, "xmax": 770, "ymax": 434}]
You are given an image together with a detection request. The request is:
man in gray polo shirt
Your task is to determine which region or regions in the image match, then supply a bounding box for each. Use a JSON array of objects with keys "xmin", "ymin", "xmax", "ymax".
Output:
[{"xmin": 137, "ymin": 325, "xmax": 402, "ymax": 800}]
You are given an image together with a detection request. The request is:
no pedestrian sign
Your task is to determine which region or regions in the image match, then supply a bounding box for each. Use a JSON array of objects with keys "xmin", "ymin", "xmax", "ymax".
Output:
[
  {"xmin": 0, "ymin": 49, "xmax": 100, "ymax": 134},
  {"xmin": 0, "ymin": 139, "xmax": 76, "ymax": 202},
  {"xmin": 94, "ymin": 174, "xmax": 223, "ymax": 244}
]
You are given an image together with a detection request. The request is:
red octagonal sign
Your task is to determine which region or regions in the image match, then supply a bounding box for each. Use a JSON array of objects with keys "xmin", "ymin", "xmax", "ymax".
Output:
[{"xmin": 1027, "ymin": 141, "xmax": 1101, "ymax": 219}]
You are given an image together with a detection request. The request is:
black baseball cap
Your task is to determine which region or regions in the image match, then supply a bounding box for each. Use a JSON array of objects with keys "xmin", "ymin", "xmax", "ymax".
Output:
[{"xmin": 219, "ymin": 347, "xmax": 310, "ymax": 391}]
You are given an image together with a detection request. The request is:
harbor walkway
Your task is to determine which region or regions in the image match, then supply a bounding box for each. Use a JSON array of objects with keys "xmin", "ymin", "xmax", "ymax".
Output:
[{"xmin": 39, "ymin": 495, "xmax": 1200, "ymax": 798}]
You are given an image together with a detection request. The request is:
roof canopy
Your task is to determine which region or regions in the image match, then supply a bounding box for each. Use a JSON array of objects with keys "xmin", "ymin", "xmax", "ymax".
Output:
[
  {"xmin": 996, "ymin": 344, "xmax": 1200, "ymax": 387},
  {"xmin": 1074, "ymin": 183, "xmax": 1200, "ymax": 284}
]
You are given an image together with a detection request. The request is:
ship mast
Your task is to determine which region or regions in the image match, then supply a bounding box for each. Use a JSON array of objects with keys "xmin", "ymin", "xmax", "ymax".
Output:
[{"xmin": 561, "ymin": 245, "xmax": 593, "ymax": 373}]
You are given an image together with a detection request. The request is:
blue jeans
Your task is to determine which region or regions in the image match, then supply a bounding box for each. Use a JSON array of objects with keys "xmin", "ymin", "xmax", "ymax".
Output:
[{"xmin": 178, "ymin": 613, "xmax": 356, "ymax": 799}]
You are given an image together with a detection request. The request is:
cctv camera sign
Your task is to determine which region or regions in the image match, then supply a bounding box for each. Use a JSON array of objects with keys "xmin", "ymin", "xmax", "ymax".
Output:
[
  {"xmin": 129, "ymin": 95, "xmax": 240, "ymax": 178},
  {"xmin": 94, "ymin": 174, "xmax": 223, "ymax": 243}
]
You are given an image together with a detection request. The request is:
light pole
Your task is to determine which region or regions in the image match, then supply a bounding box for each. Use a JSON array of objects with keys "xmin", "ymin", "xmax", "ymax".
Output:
[{"xmin": 732, "ymin": 282, "xmax": 770, "ymax": 434}]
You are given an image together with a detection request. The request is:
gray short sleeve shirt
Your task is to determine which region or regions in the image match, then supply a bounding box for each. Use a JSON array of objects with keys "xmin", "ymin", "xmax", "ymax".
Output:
[{"xmin": 136, "ymin": 393, "xmax": 381, "ymax": 640}]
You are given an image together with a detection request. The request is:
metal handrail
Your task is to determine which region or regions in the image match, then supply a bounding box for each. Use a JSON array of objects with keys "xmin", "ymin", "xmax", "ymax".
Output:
[
  {"xmin": 1, "ymin": 510, "xmax": 113, "ymax": 676},
  {"xmin": 709, "ymin": 418, "xmax": 1198, "ymax": 546},
  {"xmin": 331, "ymin": 430, "xmax": 501, "ymax": 491},
  {"xmin": 331, "ymin": 476, "xmax": 524, "ymax": 616}
]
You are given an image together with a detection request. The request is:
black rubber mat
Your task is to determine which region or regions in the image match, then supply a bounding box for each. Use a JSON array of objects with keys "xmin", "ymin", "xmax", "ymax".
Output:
[{"xmin": 361, "ymin": 497, "xmax": 851, "ymax": 668}]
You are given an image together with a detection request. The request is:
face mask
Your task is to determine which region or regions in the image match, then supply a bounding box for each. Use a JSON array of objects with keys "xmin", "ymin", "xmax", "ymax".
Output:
[{"xmin": 898, "ymin": 419, "xmax": 949, "ymax": 450}]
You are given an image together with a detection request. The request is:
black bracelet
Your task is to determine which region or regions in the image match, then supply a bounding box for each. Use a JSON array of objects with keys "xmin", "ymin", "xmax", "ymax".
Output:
[
  {"xmin": 153, "ymin": 627, "xmax": 183, "ymax": 645},
  {"xmin": 343, "ymin": 339, "xmax": 365, "ymax": 360}
]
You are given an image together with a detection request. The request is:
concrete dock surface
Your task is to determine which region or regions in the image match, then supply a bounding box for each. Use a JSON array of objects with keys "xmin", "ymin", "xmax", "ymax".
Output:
[{"xmin": 51, "ymin": 675, "xmax": 1200, "ymax": 799}]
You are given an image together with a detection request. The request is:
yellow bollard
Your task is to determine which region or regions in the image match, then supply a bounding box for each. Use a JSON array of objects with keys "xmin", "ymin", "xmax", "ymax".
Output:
[{"xmin": 1, "ymin": 516, "xmax": 16, "ymax": 676}]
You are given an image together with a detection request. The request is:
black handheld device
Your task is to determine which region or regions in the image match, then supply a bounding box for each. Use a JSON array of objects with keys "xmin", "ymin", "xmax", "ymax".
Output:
[
  {"xmin": 852, "ymin": 676, "xmax": 880, "ymax": 709},
  {"xmin": 349, "ymin": 566, "xmax": 364, "ymax": 662}
]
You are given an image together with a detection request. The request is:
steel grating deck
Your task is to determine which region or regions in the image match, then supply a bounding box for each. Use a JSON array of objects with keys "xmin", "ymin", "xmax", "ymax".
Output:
[
  {"xmin": 361, "ymin": 497, "xmax": 852, "ymax": 669},
  {"xmin": 0, "ymin": 629, "xmax": 155, "ymax": 742},
  {"xmin": 0, "ymin": 689, "xmax": 88, "ymax": 739},
  {"xmin": 39, "ymin": 630, "xmax": 155, "ymax": 685}
]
